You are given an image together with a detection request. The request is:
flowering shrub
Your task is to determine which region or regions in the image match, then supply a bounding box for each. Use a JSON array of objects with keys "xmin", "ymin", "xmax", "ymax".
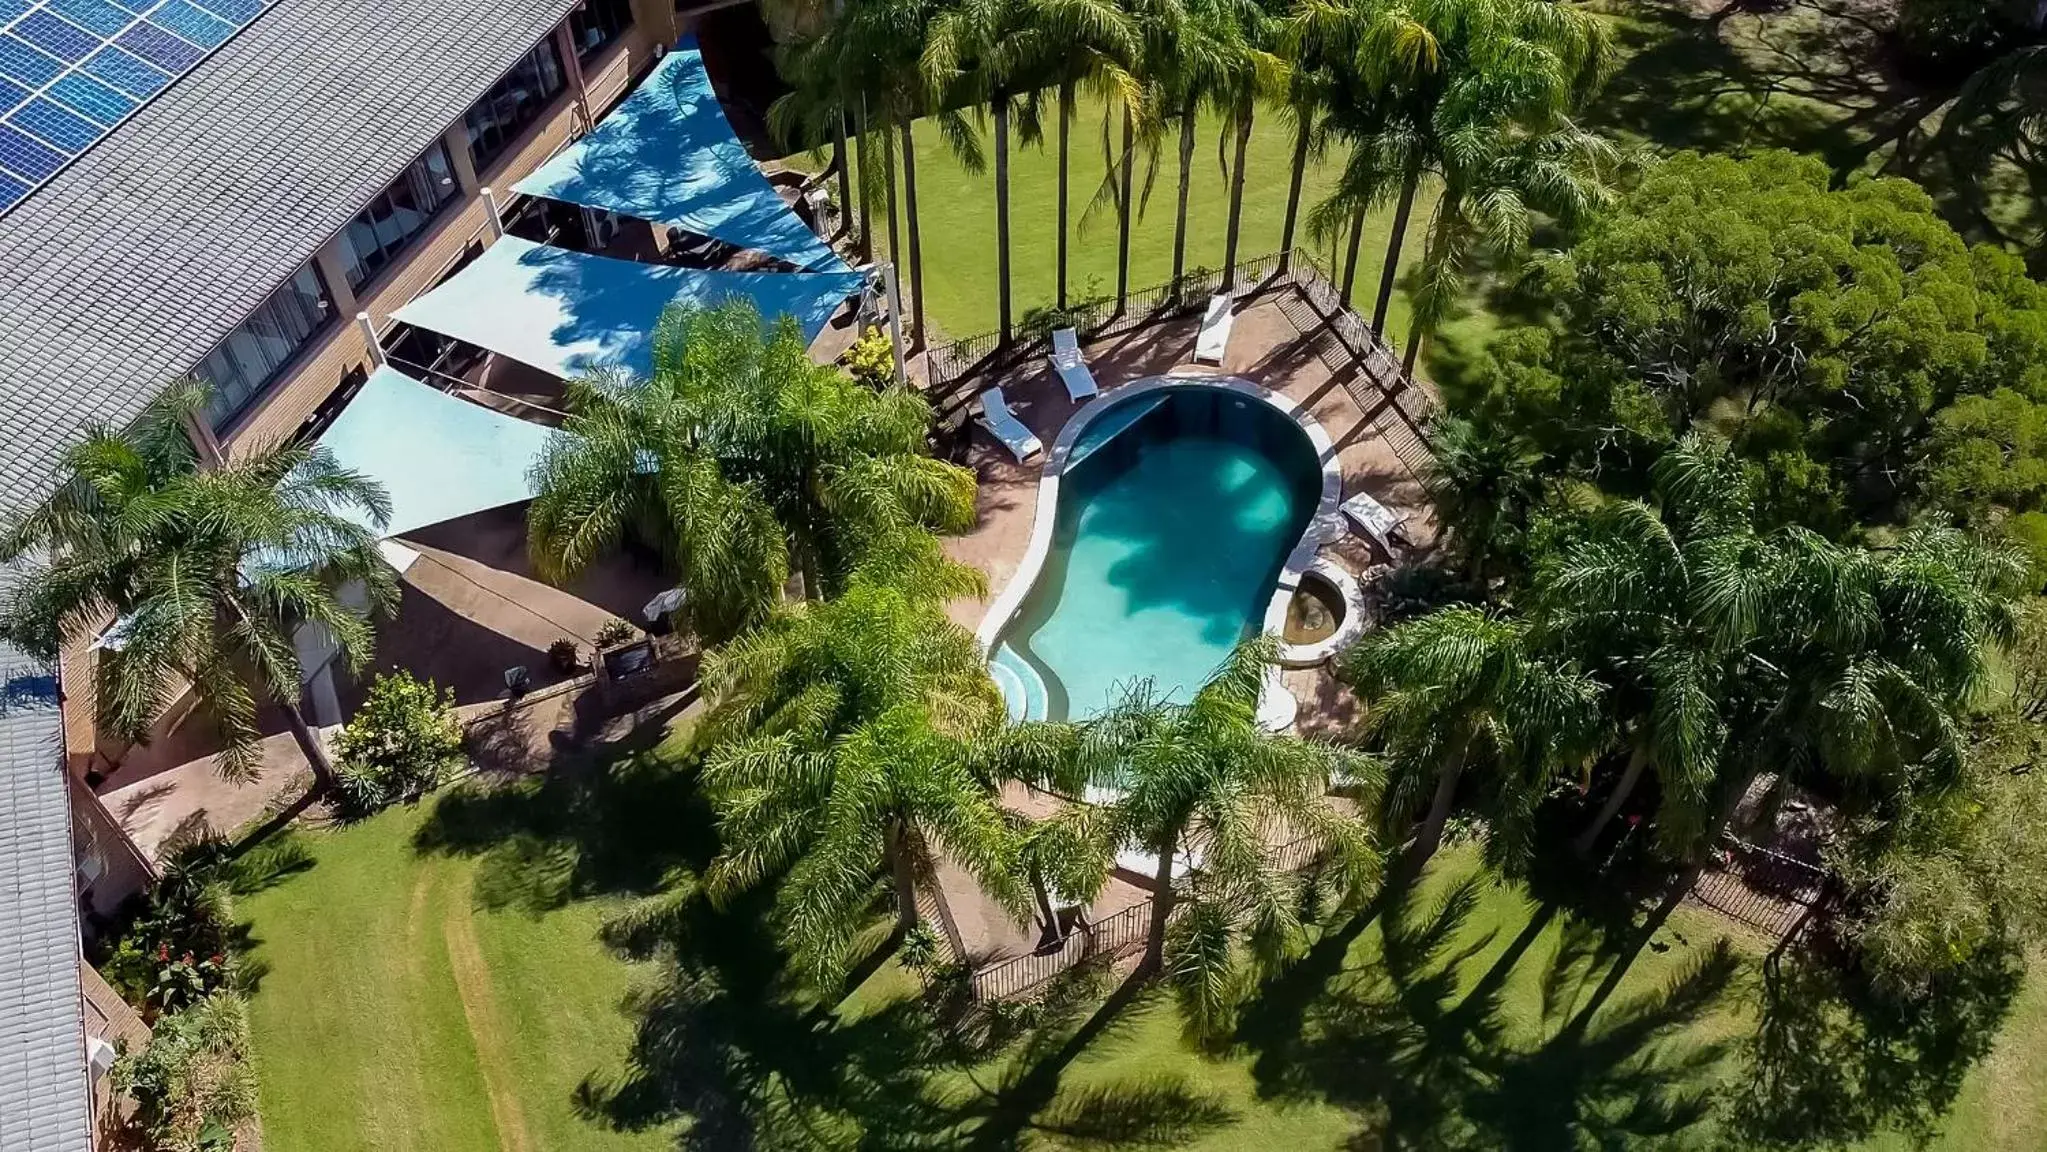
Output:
[
  {"xmin": 845, "ymin": 327, "xmax": 896, "ymax": 389},
  {"xmin": 332, "ymin": 671, "xmax": 463, "ymax": 818}
]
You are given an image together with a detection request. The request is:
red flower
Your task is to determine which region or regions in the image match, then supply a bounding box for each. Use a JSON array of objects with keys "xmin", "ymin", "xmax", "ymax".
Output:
[{"xmin": 1626, "ymin": 813, "xmax": 1642, "ymax": 827}]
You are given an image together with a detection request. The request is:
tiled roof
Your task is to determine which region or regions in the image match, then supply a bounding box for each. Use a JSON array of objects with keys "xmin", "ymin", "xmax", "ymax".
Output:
[
  {"xmin": 0, "ymin": 0, "xmax": 580, "ymax": 508},
  {"xmin": 0, "ymin": 637, "xmax": 84, "ymax": 1152}
]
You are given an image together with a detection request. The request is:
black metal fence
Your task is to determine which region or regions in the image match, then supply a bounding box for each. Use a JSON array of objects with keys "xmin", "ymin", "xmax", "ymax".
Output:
[
  {"xmin": 963, "ymin": 830, "xmax": 1331, "ymax": 1002},
  {"xmin": 1686, "ymin": 835, "xmax": 1827, "ymax": 938},
  {"xmin": 923, "ymin": 247, "xmax": 1397, "ymax": 397}
]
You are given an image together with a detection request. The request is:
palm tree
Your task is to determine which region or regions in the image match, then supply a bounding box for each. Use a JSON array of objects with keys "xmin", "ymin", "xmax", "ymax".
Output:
[
  {"xmin": 1531, "ymin": 437, "xmax": 1755, "ymax": 859},
  {"xmin": 1293, "ymin": 0, "xmax": 1617, "ymax": 370},
  {"xmin": 924, "ymin": 0, "xmax": 1139, "ymax": 341},
  {"xmin": 699, "ymin": 561, "xmax": 1019, "ymax": 986},
  {"xmin": 1344, "ymin": 605, "xmax": 1602, "ymax": 882},
  {"xmin": 527, "ymin": 300, "xmax": 976, "ymax": 641},
  {"xmin": 1044, "ymin": 636, "xmax": 1379, "ymax": 1031},
  {"xmin": 1423, "ymin": 411, "xmax": 1545, "ymax": 584},
  {"xmin": 0, "ymin": 383, "xmax": 396, "ymax": 788},
  {"xmin": 1131, "ymin": 0, "xmax": 1283, "ymax": 297},
  {"xmin": 773, "ymin": 0, "xmax": 977, "ymax": 347}
]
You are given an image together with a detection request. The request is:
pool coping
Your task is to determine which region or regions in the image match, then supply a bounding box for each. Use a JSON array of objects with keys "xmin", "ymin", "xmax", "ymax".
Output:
[{"xmin": 973, "ymin": 372, "xmax": 1347, "ymax": 706}]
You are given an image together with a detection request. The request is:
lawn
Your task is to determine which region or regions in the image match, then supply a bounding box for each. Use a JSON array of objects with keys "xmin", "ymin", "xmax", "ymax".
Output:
[
  {"xmin": 235, "ymin": 793, "xmax": 680, "ymax": 1152},
  {"xmin": 836, "ymin": 92, "xmax": 1440, "ymax": 349}
]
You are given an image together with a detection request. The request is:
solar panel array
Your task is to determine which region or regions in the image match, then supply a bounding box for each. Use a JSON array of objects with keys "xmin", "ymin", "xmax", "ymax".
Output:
[{"xmin": 0, "ymin": 0, "xmax": 270, "ymax": 213}]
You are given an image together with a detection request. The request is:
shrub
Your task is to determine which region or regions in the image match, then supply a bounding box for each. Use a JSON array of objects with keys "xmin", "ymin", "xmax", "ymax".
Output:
[
  {"xmin": 331, "ymin": 671, "xmax": 463, "ymax": 818},
  {"xmin": 593, "ymin": 618, "xmax": 637, "ymax": 649},
  {"xmin": 548, "ymin": 637, "xmax": 582, "ymax": 674},
  {"xmin": 900, "ymin": 921, "xmax": 942, "ymax": 971},
  {"xmin": 100, "ymin": 835, "xmax": 237, "ymax": 1014},
  {"xmin": 844, "ymin": 327, "xmax": 896, "ymax": 389},
  {"xmin": 113, "ymin": 993, "xmax": 258, "ymax": 1152}
]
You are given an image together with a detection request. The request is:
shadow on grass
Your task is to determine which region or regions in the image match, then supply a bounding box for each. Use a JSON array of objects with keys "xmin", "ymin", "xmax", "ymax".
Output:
[
  {"xmin": 1241, "ymin": 876, "xmax": 1740, "ymax": 1149},
  {"xmin": 575, "ymin": 869, "xmax": 1237, "ymax": 1151}
]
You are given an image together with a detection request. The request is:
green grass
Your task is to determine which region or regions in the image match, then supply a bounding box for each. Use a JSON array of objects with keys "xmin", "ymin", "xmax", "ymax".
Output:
[
  {"xmin": 235, "ymin": 796, "xmax": 677, "ymax": 1152},
  {"xmin": 836, "ymin": 93, "xmax": 1439, "ymax": 349}
]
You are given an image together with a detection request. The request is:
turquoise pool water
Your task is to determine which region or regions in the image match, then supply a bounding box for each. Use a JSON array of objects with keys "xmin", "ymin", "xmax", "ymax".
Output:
[{"xmin": 991, "ymin": 386, "xmax": 1321, "ymax": 722}]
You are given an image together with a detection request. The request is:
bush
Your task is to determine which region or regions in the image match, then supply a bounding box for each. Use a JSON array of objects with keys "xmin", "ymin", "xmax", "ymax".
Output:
[
  {"xmin": 844, "ymin": 327, "xmax": 896, "ymax": 389},
  {"xmin": 331, "ymin": 671, "xmax": 463, "ymax": 818},
  {"xmin": 113, "ymin": 993, "xmax": 258, "ymax": 1152},
  {"xmin": 100, "ymin": 835, "xmax": 237, "ymax": 1014},
  {"xmin": 593, "ymin": 618, "xmax": 637, "ymax": 649}
]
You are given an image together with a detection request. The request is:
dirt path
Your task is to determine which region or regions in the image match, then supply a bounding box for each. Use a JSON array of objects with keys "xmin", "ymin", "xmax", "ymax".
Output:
[{"xmin": 441, "ymin": 870, "xmax": 535, "ymax": 1152}]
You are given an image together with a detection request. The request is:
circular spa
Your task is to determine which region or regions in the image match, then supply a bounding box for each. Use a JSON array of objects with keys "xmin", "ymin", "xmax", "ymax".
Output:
[{"xmin": 985, "ymin": 380, "xmax": 1333, "ymax": 723}]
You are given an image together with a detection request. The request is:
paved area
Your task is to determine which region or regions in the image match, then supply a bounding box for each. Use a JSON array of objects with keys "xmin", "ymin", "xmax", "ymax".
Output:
[{"xmin": 928, "ymin": 288, "xmax": 1439, "ymax": 968}]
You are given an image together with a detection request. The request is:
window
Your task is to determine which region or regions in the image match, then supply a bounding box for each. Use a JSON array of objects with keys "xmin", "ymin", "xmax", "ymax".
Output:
[
  {"xmin": 464, "ymin": 41, "xmax": 566, "ymax": 173},
  {"xmin": 196, "ymin": 264, "xmax": 335, "ymax": 428},
  {"xmin": 334, "ymin": 144, "xmax": 458, "ymax": 290},
  {"xmin": 570, "ymin": 0, "xmax": 632, "ymax": 59}
]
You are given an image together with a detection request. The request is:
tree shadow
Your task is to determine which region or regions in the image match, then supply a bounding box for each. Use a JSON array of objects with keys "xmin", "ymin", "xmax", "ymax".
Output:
[
  {"xmin": 1241, "ymin": 874, "xmax": 1740, "ymax": 1149},
  {"xmin": 411, "ymin": 737, "xmax": 716, "ymax": 914},
  {"xmin": 576, "ymin": 870, "xmax": 1237, "ymax": 1150}
]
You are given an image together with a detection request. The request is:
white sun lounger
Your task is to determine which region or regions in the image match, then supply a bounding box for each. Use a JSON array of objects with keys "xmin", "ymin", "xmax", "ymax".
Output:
[
  {"xmin": 1047, "ymin": 327, "xmax": 1099, "ymax": 402},
  {"xmin": 1342, "ymin": 490, "xmax": 1407, "ymax": 555},
  {"xmin": 1194, "ymin": 293, "xmax": 1234, "ymax": 364},
  {"xmin": 977, "ymin": 387, "xmax": 1044, "ymax": 463}
]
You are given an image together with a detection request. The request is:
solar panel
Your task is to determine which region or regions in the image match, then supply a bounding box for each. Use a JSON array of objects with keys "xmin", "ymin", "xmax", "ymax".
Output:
[{"xmin": 0, "ymin": 0, "xmax": 272, "ymax": 208}]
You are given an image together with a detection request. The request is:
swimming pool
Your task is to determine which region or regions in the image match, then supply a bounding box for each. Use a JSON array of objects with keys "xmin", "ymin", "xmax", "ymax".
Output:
[{"xmin": 982, "ymin": 377, "xmax": 1339, "ymax": 723}]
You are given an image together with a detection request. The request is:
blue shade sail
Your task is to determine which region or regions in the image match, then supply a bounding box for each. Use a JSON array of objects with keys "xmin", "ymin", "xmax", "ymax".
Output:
[
  {"xmin": 513, "ymin": 37, "xmax": 845, "ymax": 273},
  {"xmin": 390, "ymin": 235, "xmax": 864, "ymax": 381},
  {"xmin": 0, "ymin": 0, "xmax": 274, "ymax": 201},
  {"xmin": 314, "ymin": 365, "xmax": 565, "ymax": 539}
]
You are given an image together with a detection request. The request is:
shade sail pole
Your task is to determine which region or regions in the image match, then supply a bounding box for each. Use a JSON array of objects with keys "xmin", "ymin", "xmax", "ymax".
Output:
[
  {"xmin": 481, "ymin": 187, "xmax": 506, "ymax": 237},
  {"xmin": 357, "ymin": 312, "xmax": 386, "ymax": 366}
]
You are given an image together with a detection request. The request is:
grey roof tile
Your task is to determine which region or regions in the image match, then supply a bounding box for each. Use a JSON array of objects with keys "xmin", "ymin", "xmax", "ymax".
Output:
[
  {"xmin": 0, "ymin": 0, "xmax": 581, "ymax": 507},
  {"xmin": 0, "ymin": 637, "xmax": 83, "ymax": 1152}
]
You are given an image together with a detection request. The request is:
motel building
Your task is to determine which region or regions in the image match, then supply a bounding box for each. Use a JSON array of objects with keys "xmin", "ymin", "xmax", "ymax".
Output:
[{"xmin": 0, "ymin": 2, "xmax": 884, "ymax": 1146}]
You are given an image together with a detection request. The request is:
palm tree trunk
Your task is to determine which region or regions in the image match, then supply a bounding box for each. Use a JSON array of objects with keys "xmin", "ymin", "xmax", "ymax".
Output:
[
  {"xmin": 1057, "ymin": 77, "xmax": 1073, "ymax": 311},
  {"xmin": 1171, "ymin": 104, "xmax": 1196, "ymax": 298},
  {"xmin": 1031, "ymin": 866, "xmax": 1060, "ymax": 941},
  {"xmin": 901, "ymin": 122, "xmax": 926, "ymax": 349},
  {"xmin": 833, "ymin": 124, "xmax": 853, "ymax": 244},
  {"xmin": 1140, "ymin": 823, "xmax": 1180, "ymax": 975},
  {"xmin": 995, "ymin": 93, "xmax": 1013, "ymax": 345},
  {"xmin": 1402, "ymin": 191, "xmax": 1461, "ymax": 375},
  {"xmin": 1574, "ymin": 745, "xmax": 1649, "ymax": 860},
  {"xmin": 1403, "ymin": 753, "xmax": 1464, "ymax": 879},
  {"xmin": 891, "ymin": 820, "xmax": 921, "ymax": 939},
  {"xmin": 1371, "ymin": 170, "xmax": 1419, "ymax": 335},
  {"xmin": 1221, "ymin": 101, "xmax": 1252, "ymax": 289},
  {"xmin": 855, "ymin": 105, "xmax": 876, "ymax": 264},
  {"xmin": 281, "ymin": 699, "xmax": 336, "ymax": 791},
  {"xmin": 1277, "ymin": 116, "xmax": 1309, "ymax": 273},
  {"xmin": 1338, "ymin": 204, "xmax": 1365, "ymax": 307},
  {"xmin": 1117, "ymin": 102, "xmax": 1134, "ymax": 313},
  {"xmin": 882, "ymin": 118, "xmax": 901, "ymax": 272}
]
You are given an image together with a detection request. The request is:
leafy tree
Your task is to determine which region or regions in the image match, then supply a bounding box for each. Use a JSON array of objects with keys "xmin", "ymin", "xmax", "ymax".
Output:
[
  {"xmin": 698, "ymin": 556, "xmax": 1015, "ymax": 987},
  {"xmin": 1465, "ymin": 150, "xmax": 2047, "ymax": 529},
  {"xmin": 1042, "ymin": 636, "xmax": 1379, "ymax": 1040},
  {"xmin": 0, "ymin": 383, "xmax": 394, "ymax": 787},
  {"xmin": 1421, "ymin": 410, "xmax": 1546, "ymax": 583},
  {"xmin": 527, "ymin": 300, "xmax": 975, "ymax": 642},
  {"xmin": 1344, "ymin": 605, "xmax": 1601, "ymax": 882},
  {"xmin": 1292, "ymin": 0, "xmax": 1618, "ymax": 370}
]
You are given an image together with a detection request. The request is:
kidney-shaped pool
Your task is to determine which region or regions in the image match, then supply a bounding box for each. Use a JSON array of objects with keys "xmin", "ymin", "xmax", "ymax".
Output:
[{"xmin": 983, "ymin": 378, "xmax": 1335, "ymax": 722}]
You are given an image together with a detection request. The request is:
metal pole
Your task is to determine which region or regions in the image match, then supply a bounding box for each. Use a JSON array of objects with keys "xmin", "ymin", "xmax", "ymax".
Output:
[
  {"xmin": 480, "ymin": 187, "xmax": 506, "ymax": 238},
  {"xmin": 357, "ymin": 312, "xmax": 386, "ymax": 366},
  {"xmin": 881, "ymin": 263, "xmax": 909, "ymax": 386}
]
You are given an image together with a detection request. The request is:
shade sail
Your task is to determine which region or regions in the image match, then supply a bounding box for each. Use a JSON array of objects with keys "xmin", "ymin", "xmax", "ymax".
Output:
[
  {"xmin": 513, "ymin": 38, "xmax": 845, "ymax": 272},
  {"xmin": 390, "ymin": 236, "xmax": 865, "ymax": 379},
  {"xmin": 316, "ymin": 365, "xmax": 562, "ymax": 538}
]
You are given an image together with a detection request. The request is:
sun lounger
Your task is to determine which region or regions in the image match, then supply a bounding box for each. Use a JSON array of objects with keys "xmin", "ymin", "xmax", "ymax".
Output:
[
  {"xmin": 1194, "ymin": 293, "xmax": 1234, "ymax": 364},
  {"xmin": 1342, "ymin": 490, "xmax": 1407, "ymax": 555},
  {"xmin": 977, "ymin": 387, "xmax": 1044, "ymax": 463},
  {"xmin": 1047, "ymin": 327, "xmax": 1099, "ymax": 402}
]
